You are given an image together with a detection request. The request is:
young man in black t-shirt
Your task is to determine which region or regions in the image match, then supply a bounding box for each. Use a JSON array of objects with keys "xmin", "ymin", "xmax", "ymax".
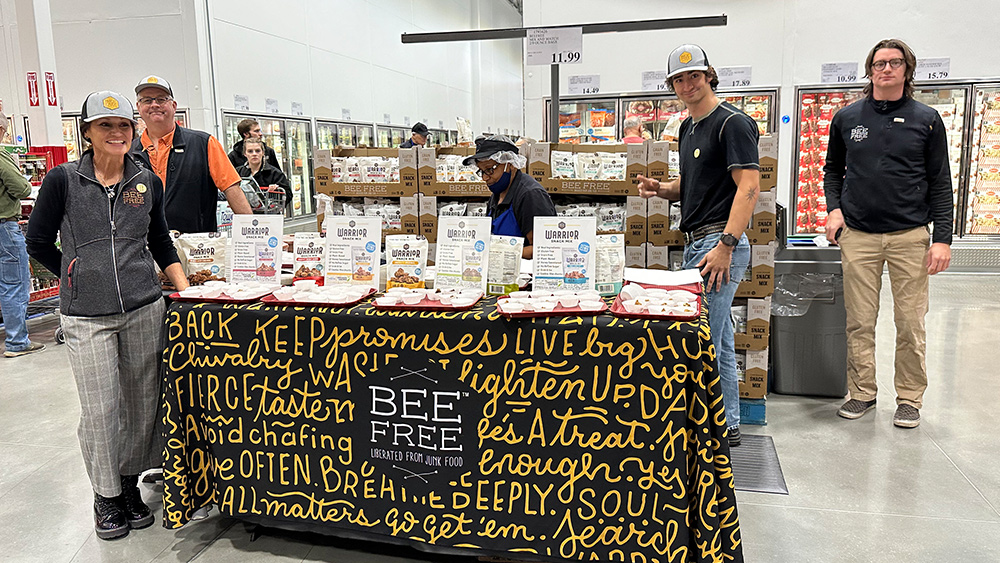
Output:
[{"xmin": 636, "ymin": 44, "xmax": 761, "ymax": 447}]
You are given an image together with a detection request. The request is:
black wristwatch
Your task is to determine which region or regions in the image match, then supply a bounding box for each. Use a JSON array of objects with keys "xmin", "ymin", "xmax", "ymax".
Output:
[{"xmin": 719, "ymin": 232, "xmax": 739, "ymax": 247}]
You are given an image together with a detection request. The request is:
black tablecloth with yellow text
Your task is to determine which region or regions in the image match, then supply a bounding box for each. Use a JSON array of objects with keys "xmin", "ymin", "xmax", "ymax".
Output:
[{"xmin": 161, "ymin": 298, "xmax": 743, "ymax": 563}]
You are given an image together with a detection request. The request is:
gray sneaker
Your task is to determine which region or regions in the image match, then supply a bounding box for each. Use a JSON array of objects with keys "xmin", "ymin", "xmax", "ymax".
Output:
[
  {"xmin": 893, "ymin": 404, "xmax": 920, "ymax": 428},
  {"xmin": 838, "ymin": 398, "xmax": 877, "ymax": 419},
  {"xmin": 4, "ymin": 342, "xmax": 45, "ymax": 358}
]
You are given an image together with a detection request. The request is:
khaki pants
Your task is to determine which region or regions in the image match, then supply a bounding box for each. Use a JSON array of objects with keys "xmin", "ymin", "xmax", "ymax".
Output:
[{"xmin": 840, "ymin": 225, "xmax": 929, "ymax": 408}]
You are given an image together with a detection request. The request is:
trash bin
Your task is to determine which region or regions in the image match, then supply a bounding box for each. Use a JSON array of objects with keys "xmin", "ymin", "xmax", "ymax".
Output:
[{"xmin": 770, "ymin": 248, "xmax": 848, "ymax": 397}]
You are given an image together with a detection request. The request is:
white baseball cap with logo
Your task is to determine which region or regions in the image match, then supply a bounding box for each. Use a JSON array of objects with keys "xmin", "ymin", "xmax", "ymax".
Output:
[
  {"xmin": 666, "ymin": 44, "xmax": 711, "ymax": 80},
  {"xmin": 134, "ymin": 75, "xmax": 173, "ymax": 97},
  {"xmin": 81, "ymin": 91, "xmax": 137, "ymax": 123}
]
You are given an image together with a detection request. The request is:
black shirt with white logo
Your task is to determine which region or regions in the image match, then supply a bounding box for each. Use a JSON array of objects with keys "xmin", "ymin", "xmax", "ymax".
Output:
[
  {"xmin": 677, "ymin": 101, "xmax": 760, "ymax": 232},
  {"xmin": 823, "ymin": 96, "xmax": 952, "ymax": 244}
]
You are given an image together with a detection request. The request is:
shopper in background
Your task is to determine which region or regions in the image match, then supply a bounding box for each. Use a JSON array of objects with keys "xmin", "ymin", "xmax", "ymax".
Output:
[
  {"xmin": 622, "ymin": 116, "xmax": 645, "ymax": 144},
  {"xmin": 0, "ymin": 118, "xmax": 44, "ymax": 358},
  {"xmin": 465, "ymin": 135, "xmax": 555, "ymax": 259},
  {"xmin": 25, "ymin": 91, "xmax": 189, "ymax": 540},
  {"xmin": 824, "ymin": 38, "xmax": 952, "ymax": 428},
  {"xmin": 635, "ymin": 44, "xmax": 760, "ymax": 448},
  {"xmin": 236, "ymin": 137, "xmax": 291, "ymax": 207},
  {"xmin": 227, "ymin": 117, "xmax": 280, "ymax": 170},
  {"xmin": 129, "ymin": 75, "xmax": 251, "ymax": 233},
  {"xmin": 400, "ymin": 122, "xmax": 429, "ymax": 148}
]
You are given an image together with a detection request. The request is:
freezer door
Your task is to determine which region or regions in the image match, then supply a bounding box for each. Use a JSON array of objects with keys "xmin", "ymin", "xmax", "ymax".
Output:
[
  {"xmin": 792, "ymin": 87, "xmax": 865, "ymax": 235},
  {"xmin": 965, "ymin": 86, "xmax": 1000, "ymax": 235},
  {"xmin": 912, "ymin": 86, "xmax": 969, "ymax": 236}
]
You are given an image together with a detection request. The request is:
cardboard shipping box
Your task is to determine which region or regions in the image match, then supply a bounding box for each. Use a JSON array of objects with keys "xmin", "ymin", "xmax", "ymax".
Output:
[
  {"xmin": 736, "ymin": 243, "xmax": 774, "ymax": 298},
  {"xmin": 745, "ymin": 189, "xmax": 776, "ymax": 245},
  {"xmin": 734, "ymin": 297, "xmax": 771, "ymax": 351},
  {"xmin": 647, "ymin": 197, "xmax": 684, "ymax": 246},
  {"xmin": 626, "ymin": 245, "xmax": 645, "ymax": 268},
  {"xmin": 645, "ymin": 243, "xmax": 668, "ymax": 270},
  {"xmin": 527, "ymin": 142, "xmax": 644, "ymax": 195},
  {"xmin": 313, "ymin": 147, "xmax": 418, "ymax": 197},
  {"xmin": 758, "ymin": 135, "xmax": 777, "ymax": 192},
  {"xmin": 418, "ymin": 146, "xmax": 491, "ymax": 197},
  {"xmin": 418, "ymin": 194, "xmax": 438, "ymax": 243},
  {"xmin": 625, "ymin": 196, "xmax": 647, "ymax": 246},
  {"xmin": 739, "ymin": 348, "xmax": 769, "ymax": 399}
]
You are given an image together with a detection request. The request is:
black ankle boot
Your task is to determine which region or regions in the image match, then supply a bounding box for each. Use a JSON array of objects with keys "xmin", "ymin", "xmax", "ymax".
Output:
[
  {"xmin": 119, "ymin": 475, "xmax": 154, "ymax": 529},
  {"xmin": 94, "ymin": 492, "xmax": 129, "ymax": 540}
]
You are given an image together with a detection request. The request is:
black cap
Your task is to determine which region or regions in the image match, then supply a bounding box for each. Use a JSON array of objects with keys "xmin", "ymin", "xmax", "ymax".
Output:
[
  {"xmin": 462, "ymin": 137, "xmax": 518, "ymax": 166},
  {"xmin": 411, "ymin": 122, "xmax": 429, "ymax": 136}
]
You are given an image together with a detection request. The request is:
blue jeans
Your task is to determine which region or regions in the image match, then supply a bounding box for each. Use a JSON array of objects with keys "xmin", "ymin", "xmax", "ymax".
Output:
[
  {"xmin": 0, "ymin": 221, "xmax": 32, "ymax": 352},
  {"xmin": 683, "ymin": 232, "xmax": 751, "ymax": 429}
]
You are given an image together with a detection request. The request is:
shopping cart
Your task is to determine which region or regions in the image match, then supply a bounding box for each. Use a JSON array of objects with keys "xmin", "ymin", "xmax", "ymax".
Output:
[{"xmin": 239, "ymin": 176, "xmax": 286, "ymax": 216}]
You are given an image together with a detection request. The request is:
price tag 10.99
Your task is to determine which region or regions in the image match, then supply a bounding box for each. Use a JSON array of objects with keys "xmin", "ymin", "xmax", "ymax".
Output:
[
  {"xmin": 821, "ymin": 62, "xmax": 860, "ymax": 84},
  {"xmin": 568, "ymin": 74, "xmax": 600, "ymax": 95},
  {"xmin": 915, "ymin": 57, "xmax": 951, "ymax": 81},
  {"xmin": 526, "ymin": 27, "xmax": 583, "ymax": 66},
  {"xmin": 717, "ymin": 65, "xmax": 752, "ymax": 88}
]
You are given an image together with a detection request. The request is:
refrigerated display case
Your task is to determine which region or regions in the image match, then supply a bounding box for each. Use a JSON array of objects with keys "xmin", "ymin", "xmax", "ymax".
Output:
[
  {"xmin": 376, "ymin": 127, "xmax": 391, "ymax": 148},
  {"xmin": 222, "ymin": 113, "xmax": 314, "ymax": 218},
  {"xmin": 544, "ymin": 88, "xmax": 778, "ymax": 143},
  {"xmin": 391, "ymin": 128, "xmax": 406, "ymax": 147},
  {"xmin": 358, "ymin": 125, "xmax": 373, "ymax": 147},
  {"xmin": 791, "ymin": 83, "xmax": 975, "ymax": 237},
  {"xmin": 966, "ymin": 85, "xmax": 1000, "ymax": 235},
  {"xmin": 316, "ymin": 122, "xmax": 338, "ymax": 150}
]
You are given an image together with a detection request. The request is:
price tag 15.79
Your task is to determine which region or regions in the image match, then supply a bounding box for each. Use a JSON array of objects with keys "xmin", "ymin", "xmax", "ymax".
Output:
[
  {"xmin": 716, "ymin": 65, "xmax": 752, "ymax": 88},
  {"xmin": 526, "ymin": 27, "xmax": 582, "ymax": 66},
  {"xmin": 821, "ymin": 62, "xmax": 860, "ymax": 84},
  {"xmin": 568, "ymin": 74, "xmax": 600, "ymax": 95},
  {"xmin": 915, "ymin": 57, "xmax": 951, "ymax": 81}
]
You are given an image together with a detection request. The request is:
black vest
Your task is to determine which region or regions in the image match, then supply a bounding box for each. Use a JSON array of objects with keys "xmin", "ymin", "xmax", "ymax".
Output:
[{"xmin": 130, "ymin": 125, "xmax": 216, "ymax": 233}]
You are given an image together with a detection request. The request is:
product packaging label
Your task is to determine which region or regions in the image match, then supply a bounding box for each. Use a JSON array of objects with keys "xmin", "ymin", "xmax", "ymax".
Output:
[
  {"xmin": 435, "ymin": 216, "xmax": 491, "ymax": 292},
  {"xmin": 532, "ymin": 216, "xmax": 597, "ymax": 291},
  {"xmin": 324, "ymin": 216, "xmax": 382, "ymax": 290}
]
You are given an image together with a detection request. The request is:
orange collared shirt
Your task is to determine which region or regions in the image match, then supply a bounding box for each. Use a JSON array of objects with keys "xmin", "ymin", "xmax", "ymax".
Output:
[{"xmin": 140, "ymin": 126, "xmax": 241, "ymax": 192}]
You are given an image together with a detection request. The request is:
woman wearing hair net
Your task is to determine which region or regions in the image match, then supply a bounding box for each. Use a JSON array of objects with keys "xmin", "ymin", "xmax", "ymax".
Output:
[{"xmin": 462, "ymin": 136, "xmax": 555, "ymax": 258}]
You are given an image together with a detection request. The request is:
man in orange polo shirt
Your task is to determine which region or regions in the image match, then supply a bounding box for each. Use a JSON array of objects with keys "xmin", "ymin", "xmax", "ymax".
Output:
[{"xmin": 130, "ymin": 75, "xmax": 251, "ymax": 233}]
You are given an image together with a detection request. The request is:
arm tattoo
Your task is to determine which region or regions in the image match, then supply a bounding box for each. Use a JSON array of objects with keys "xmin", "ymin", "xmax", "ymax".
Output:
[{"xmin": 745, "ymin": 186, "xmax": 759, "ymax": 202}]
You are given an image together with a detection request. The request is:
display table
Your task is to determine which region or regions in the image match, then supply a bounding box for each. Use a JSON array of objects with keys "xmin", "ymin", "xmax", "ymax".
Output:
[{"xmin": 161, "ymin": 297, "xmax": 743, "ymax": 563}]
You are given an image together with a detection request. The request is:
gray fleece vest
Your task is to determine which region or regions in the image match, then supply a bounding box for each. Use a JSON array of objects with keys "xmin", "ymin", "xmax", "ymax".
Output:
[{"xmin": 58, "ymin": 155, "xmax": 163, "ymax": 316}]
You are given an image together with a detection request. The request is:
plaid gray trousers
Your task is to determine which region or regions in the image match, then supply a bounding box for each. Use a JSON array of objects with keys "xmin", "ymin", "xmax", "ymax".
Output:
[{"xmin": 62, "ymin": 298, "xmax": 166, "ymax": 497}]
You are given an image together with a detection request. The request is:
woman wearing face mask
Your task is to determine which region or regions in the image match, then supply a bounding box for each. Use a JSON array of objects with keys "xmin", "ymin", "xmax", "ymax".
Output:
[
  {"xmin": 463, "ymin": 135, "xmax": 555, "ymax": 258},
  {"xmin": 235, "ymin": 137, "xmax": 291, "ymax": 210}
]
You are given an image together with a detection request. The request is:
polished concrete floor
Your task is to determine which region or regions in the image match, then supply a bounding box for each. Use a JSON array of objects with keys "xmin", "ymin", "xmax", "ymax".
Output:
[{"xmin": 1, "ymin": 273, "xmax": 998, "ymax": 562}]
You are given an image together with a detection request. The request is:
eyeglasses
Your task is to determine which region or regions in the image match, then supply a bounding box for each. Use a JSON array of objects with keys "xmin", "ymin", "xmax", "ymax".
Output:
[
  {"xmin": 477, "ymin": 163, "xmax": 502, "ymax": 177},
  {"xmin": 872, "ymin": 58, "xmax": 905, "ymax": 71},
  {"xmin": 138, "ymin": 96, "xmax": 173, "ymax": 106}
]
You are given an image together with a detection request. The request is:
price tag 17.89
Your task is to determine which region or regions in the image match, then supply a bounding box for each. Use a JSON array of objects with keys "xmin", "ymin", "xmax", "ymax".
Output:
[
  {"xmin": 915, "ymin": 57, "xmax": 950, "ymax": 81},
  {"xmin": 821, "ymin": 62, "xmax": 860, "ymax": 84},
  {"xmin": 568, "ymin": 74, "xmax": 600, "ymax": 95},
  {"xmin": 526, "ymin": 27, "xmax": 582, "ymax": 66},
  {"xmin": 716, "ymin": 65, "xmax": 752, "ymax": 88}
]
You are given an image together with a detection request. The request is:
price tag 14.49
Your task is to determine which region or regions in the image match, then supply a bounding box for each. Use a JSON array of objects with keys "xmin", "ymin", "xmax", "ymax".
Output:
[
  {"xmin": 821, "ymin": 62, "xmax": 860, "ymax": 84},
  {"xmin": 568, "ymin": 74, "xmax": 600, "ymax": 95},
  {"xmin": 915, "ymin": 57, "xmax": 951, "ymax": 81},
  {"xmin": 526, "ymin": 27, "xmax": 583, "ymax": 66},
  {"xmin": 716, "ymin": 65, "xmax": 752, "ymax": 88}
]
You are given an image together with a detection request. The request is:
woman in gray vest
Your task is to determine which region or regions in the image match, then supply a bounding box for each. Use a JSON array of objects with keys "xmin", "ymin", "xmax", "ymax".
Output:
[{"xmin": 25, "ymin": 91, "xmax": 189, "ymax": 540}]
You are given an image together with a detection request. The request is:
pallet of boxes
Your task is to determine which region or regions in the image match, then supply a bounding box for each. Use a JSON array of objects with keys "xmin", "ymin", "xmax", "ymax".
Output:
[
  {"xmin": 734, "ymin": 135, "xmax": 777, "ymax": 425},
  {"xmin": 527, "ymin": 141, "xmax": 647, "ymax": 267}
]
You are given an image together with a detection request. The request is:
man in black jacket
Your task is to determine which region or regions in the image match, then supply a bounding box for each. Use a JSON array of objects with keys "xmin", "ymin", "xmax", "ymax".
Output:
[
  {"xmin": 228, "ymin": 118, "xmax": 281, "ymax": 170},
  {"xmin": 824, "ymin": 39, "xmax": 952, "ymax": 429}
]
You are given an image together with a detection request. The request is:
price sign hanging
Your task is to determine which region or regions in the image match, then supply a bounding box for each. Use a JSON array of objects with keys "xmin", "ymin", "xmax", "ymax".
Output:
[
  {"xmin": 915, "ymin": 57, "xmax": 951, "ymax": 81},
  {"xmin": 641, "ymin": 70, "xmax": 669, "ymax": 92},
  {"xmin": 568, "ymin": 74, "xmax": 600, "ymax": 95},
  {"xmin": 716, "ymin": 65, "xmax": 752, "ymax": 88},
  {"xmin": 526, "ymin": 27, "xmax": 583, "ymax": 66},
  {"xmin": 821, "ymin": 62, "xmax": 860, "ymax": 84}
]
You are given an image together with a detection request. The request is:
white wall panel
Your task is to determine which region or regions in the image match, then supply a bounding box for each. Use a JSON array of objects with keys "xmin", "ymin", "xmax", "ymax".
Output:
[{"xmin": 309, "ymin": 48, "xmax": 375, "ymax": 122}]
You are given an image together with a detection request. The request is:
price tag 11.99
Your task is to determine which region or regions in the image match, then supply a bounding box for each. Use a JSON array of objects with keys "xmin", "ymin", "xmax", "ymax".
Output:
[
  {"xmin": 821, "ymin": 62, "xmax": 860, "ymax": 84},
  {"xmin": 915, "ymin": 57, "xmax": 950, "ymax": 81},
  {"xmin": 526, "ymin": 27, "xmax": 583, "ymax": 66},
  {"xmin": 716, "ymin": 65, "xmax": 752, "ymax": 88},
  {"xmin": 568, "ymin": 74, "xmax": 600, "ymax": 95}
]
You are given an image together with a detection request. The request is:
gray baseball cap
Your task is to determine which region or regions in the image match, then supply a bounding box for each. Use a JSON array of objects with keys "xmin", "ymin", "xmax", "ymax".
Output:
[
  {"xmin": 81, "ymin": 91, "xmax": 137, "ymax": 123},
  {"xmin": 666, "ymin": 44, "xmax": 711, "ymax": 80},
  {"xmin": 134, "ymin": 75, "xmax": 173, "ymax": 96}
]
